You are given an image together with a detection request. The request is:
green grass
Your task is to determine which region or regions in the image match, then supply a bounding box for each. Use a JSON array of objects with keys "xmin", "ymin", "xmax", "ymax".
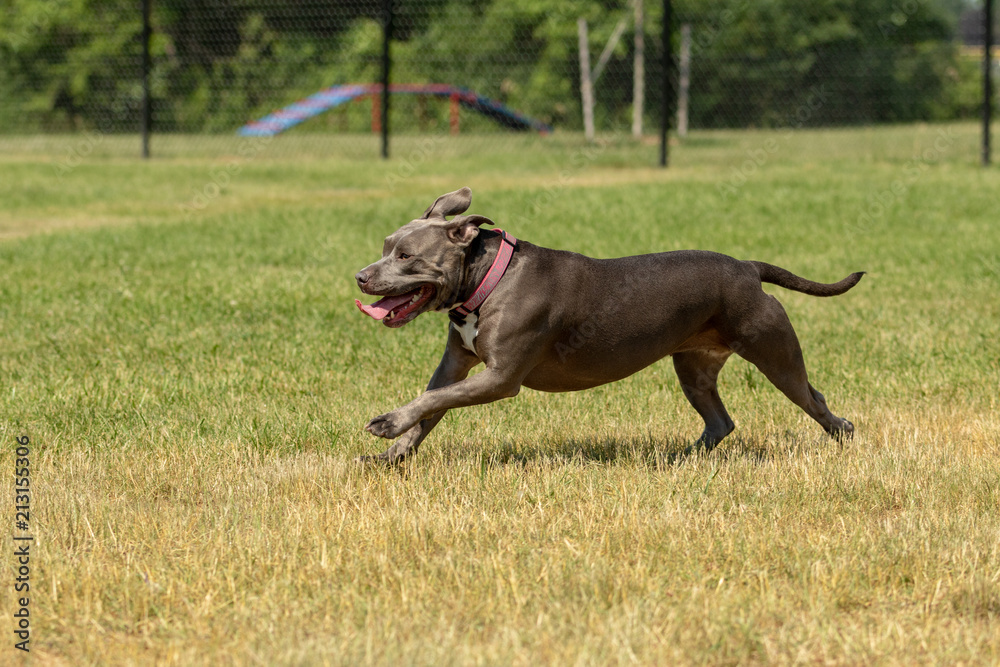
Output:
[{"xmin": 1, "ymin": 125, "xmax": 999, "ymax": 665}]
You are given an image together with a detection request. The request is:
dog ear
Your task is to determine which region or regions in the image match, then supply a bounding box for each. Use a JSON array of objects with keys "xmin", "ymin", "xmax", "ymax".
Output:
[
  {"xmin": 422, "ymin": 187, "xmax": 472, "ymax": 219},
  {"xmin": 446, "ymin": 214, "xmax": 494, "ymax": 246}
]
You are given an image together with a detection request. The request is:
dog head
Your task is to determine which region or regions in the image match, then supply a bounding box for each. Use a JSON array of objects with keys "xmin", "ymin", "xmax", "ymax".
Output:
[{"xmin": 355, "ymin": 187, "xmax": 495, "ymax": 327}]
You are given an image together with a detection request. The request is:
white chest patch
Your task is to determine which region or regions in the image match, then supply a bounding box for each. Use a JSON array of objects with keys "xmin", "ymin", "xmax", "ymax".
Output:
[{"xmin": 455, "ymin": 314, "xmax": 479, "ymax": 354}]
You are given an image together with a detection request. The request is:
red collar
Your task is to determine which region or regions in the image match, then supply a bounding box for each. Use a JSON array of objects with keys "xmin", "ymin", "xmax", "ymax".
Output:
[{"xmin": 451, "ymin": 229, "xmax": 517, "ymax": 317}]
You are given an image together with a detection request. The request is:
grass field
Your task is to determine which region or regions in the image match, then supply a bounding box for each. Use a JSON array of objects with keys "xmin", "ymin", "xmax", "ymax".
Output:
[{"xmin": 1, "ymin": 124, "xmax": 999, "ymax": 665}]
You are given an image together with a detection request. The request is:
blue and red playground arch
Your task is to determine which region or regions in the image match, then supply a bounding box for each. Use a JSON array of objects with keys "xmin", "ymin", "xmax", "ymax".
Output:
[{"xmin": 238, "ymin": 83, "xmax": 553, "ymax": 137}]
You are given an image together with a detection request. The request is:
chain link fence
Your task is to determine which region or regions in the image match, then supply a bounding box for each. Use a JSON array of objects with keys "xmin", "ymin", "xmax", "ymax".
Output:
[{"xmin": 1, "ymin": 0, "xmax": 996, "ymax": 159}]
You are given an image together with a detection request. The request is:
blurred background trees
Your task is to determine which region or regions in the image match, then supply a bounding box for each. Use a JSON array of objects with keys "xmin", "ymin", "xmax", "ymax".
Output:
[{"xmin": 0, "ymin": 0, "xmax": 994, "ymax": 133}]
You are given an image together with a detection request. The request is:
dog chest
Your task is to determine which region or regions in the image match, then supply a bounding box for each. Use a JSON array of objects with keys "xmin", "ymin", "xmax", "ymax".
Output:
[{"xmin": 455, "ymin": 314, "xmax": 479, "ymax": 354}]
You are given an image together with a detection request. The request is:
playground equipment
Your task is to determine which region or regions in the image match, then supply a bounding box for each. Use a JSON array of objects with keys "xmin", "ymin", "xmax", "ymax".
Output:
[{"xmin": 238, "ymin": 83, "xmax": 552, "ymax": 137}]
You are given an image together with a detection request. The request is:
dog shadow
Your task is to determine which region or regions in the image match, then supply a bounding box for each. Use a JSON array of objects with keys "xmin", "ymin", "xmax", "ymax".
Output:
[{"xmin": 436, "ymin": 431, "xmax": 819, "ymax": 471}]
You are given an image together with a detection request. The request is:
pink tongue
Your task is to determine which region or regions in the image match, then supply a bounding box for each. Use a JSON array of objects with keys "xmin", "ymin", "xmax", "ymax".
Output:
[{"xmin": 355, "ymin": 291, "xmax": 415, "ymax": 320}]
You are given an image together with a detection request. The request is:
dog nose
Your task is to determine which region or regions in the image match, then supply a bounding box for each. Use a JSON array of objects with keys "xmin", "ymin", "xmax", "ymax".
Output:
[{"xmin": 355, "ymin": 270, "xmax": 370, "ymax": 286}]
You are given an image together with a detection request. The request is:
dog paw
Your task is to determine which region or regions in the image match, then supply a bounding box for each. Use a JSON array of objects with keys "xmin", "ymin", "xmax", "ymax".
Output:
[
  {"xmin": 356, "ymin": 438, "xmax": 418, "ymax": 466},
  {"xmin": 365, "ymin": 413, "xmax": 406, "ymax": 439},
  {"xmin": 356, "ymin": 452, "xmax": 389, "ymax": 465},
  {"xmin": 830, "ymin": 419, "xmax": 855, "ymax": 442},
  {"xmin": 356, "ymin": 448, "xmax": 413, "ymax": 466}
]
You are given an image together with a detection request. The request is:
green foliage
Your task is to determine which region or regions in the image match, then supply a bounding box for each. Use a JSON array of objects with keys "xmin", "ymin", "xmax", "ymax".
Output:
[
  {"xmin": 677, "ymin": 0, "xmax": 969, "ymax": 127},
  {"xmin": 0, "ymin": 0, "xmax": 989, "ymax": 133},
  {"xmin": 0, "ymin": 0, "xmax": 145, "ymax": 131}
]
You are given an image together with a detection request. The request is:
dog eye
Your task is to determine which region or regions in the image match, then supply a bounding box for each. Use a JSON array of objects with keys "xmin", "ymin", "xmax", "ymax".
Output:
[{"xmin": 398, "ymin": 252, "xmax": 412, "ymax": 260}]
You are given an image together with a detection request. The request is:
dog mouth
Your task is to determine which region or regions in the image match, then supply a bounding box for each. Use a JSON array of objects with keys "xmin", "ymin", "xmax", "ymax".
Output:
[{"xmin": 355, "ymin": 284, "xmax": 437, "ymax": 328}]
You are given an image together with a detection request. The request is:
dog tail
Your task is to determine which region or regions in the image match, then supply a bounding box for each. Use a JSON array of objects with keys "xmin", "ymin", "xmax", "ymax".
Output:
[{"xmin": 751, "ymin": 261, "xmax": 865, "ymax": 297}]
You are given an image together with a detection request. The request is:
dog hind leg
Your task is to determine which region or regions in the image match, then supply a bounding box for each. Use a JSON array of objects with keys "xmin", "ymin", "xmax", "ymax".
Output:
[
  {"xmin": 729, "ymin": 298, "xmax": 854, "ymax": 440},
  {"xmin": 672, "ymin": 350, "xmax": 735, "ymax": 449}
]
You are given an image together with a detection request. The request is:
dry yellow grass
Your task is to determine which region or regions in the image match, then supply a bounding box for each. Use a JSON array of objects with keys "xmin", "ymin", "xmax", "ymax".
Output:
[{"xmin": 4, "ymin": 405, "xmax": 998, "ymax": 665}]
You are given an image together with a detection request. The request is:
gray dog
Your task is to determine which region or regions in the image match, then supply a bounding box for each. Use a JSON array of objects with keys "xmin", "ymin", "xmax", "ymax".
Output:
[{"xmin": 355, "ymin": 187, "xmax": 863, "ymax": 463}]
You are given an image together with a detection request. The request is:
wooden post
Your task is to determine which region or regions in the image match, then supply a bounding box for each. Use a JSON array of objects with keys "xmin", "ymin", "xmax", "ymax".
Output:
[
  {"xmin": 371, "ymin": 92, "xmax": 381, "ymax": 133},
  {"xmin": 449, "ymin": 92, "xmax": 460, "ymax": 135},
  {"xmin": 593, "ymin": 14, "xmax": 630, "ymax": 83},
  {"xmin": 578, "ymin": 18, "xmax": 595, "ymax": 142},
  {"xmin": 677, "ymin": 23, "xmax": 691, "ymax": 138},
  {"xmin": 416, "ymin": 94, "xmax": 427, "ymax": 131},
  {"xmin": 632, "ymin": 0, "xmax": 645, "ymax": 137}
]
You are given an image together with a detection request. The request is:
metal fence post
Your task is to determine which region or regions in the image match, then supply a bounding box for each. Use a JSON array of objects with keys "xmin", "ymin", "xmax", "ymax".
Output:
[
  {"xmin": 985, "ymin": 0, "xmax": 994, "ymax": 166},
  {"xmin": 141, "ymin": 0, "xmax": 151, "ymax": 159},
  {"xmin": 659, "ymin": 0, "xmax": 673, "ymax": 167},
  {"xmin": 381, "ymin": 0, "xmax": 392, "ymax": 160}
]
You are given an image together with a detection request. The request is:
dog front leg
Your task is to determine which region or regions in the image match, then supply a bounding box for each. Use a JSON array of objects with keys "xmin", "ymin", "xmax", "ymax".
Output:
[
  {"xmin": 365, "ymin": 366, "xmax": 524, "ymax": 442},
  {"xmin": 361, "ymin": 327, "xmax": 480, "ymax": 464}
]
